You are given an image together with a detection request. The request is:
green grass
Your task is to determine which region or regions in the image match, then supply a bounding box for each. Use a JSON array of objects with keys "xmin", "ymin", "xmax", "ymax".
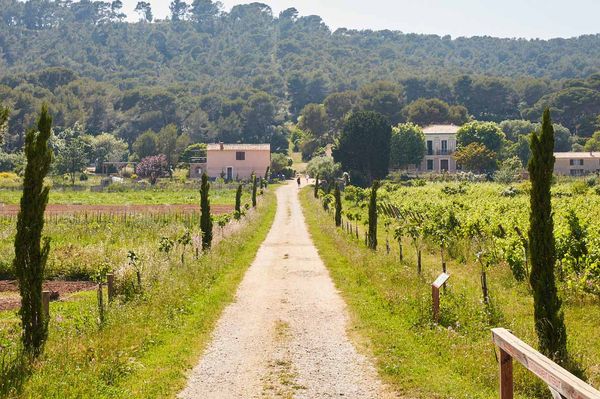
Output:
[
  {"xmin": 300, "ymin": 188, "xmax": 600, "ymax": 398},
  {"xmin": 0, "ymin": 191, "xmax": 276, "ymax": 398}
]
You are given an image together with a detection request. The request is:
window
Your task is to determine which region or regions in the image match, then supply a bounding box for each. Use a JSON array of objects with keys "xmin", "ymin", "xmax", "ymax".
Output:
[
  {"xmin": 236, "ymin": 151, "xmax": 245, "ymax": 161},
  {"xmin": 427, "ymin": 159, "xmax": 434, "ymax": 171},
  {"xmin": 441, "ymin": 140, "xmax": 448, "ymax": 154},
  {"xmin": 570, "ymin": 159, "xmax": 584, "ymax": 166},
  {"xmin": 440, "ymin": 159, "xmax": 449, "ymax": 171},
  {"xmin": 427, "ymin": 141, "xmax": 433, "ymax": 155}
]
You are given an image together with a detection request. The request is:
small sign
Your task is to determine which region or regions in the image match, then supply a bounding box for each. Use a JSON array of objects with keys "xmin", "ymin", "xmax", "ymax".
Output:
[{"xmin": 432, "ymin": 273, "xmax": 450, "ymax": 289}]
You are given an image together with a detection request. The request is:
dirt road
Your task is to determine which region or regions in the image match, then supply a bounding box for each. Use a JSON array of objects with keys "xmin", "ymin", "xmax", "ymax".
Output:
[{"xmin": 179, "ymin": 181, "xmax": 391, "ymax": 398}]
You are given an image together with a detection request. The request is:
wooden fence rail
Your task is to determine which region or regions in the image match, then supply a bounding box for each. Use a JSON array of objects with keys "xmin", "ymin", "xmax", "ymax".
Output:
[{"xmin": 491, "ymin": 328, "xmax": 600, "ymax": 399}]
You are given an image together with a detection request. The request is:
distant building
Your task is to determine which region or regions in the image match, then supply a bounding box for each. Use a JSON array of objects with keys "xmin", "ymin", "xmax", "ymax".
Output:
[
  {"xmin": 554, "ymin": 152, "xmax": 600, "ymax": 176},
  {"xmin": 419, "ymin": 125, "xmax": 460, "ymax": 173},
  {"xmin": 190, "ymin": 143, "xmax": 271, "ymax": 180}
]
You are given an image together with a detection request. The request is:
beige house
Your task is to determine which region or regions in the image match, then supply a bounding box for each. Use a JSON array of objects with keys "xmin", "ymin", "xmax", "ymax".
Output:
[
  {"xmin": 418, "ymin": 125, "xmax": 460, "ymax": 173},
  {"xmin": 554, "ymin": 152, "xmax": 600, "ymax": 176},
  {"xmin": 190, "ymin": 143, "xmax": 271, "ymax": 180}
]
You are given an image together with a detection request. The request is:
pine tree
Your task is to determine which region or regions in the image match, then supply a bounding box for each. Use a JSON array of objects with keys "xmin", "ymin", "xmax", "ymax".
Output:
[
  {"xmin": 368, "ymin": 180, "xmax": 380, "ymax": 250},
  {"xmin": 0, "ymin": 105, "xmax": 9, "ymax": 146},
  {"xmin": 528, "ymin": 108, "xmax": 568, "ymax": 365},
  {"xmin": 334, "ymin": 183, "xmax": 342, "ymax": 227},
  {"xmin": 200, "ymin": 172, "xmax": 212, "ymax": 250},
  {"xmin": 14, "ymin": 104, "xmax": 53, "ymax": 356},
  {"xmin": 251, "ymin": 174, "xmax": 257, "ymax": 208},
  {"xmin": 235, "ymin": 183, "xmax": 242, "ymax": 213},
  {"xmin": 314, "ymin": 174, "xmax": 319, "ymax": 198}
]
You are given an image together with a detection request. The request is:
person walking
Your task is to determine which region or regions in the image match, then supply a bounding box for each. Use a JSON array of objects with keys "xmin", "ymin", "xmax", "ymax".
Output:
[{"xmin": 297, "ymin": 176, "xmax": 301, "ymax": 187}]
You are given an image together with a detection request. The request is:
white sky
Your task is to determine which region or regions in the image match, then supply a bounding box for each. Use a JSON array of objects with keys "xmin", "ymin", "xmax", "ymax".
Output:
[{"xmin": 122, "ymin": 0, "xmax": 600, "ymax": 39}]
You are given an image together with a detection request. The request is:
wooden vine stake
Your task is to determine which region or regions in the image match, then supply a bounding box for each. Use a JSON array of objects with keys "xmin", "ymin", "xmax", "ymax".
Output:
[
  {"xmin": 432, "ymin": 273, "xmax": 450, "ymax": 323},
  {"xmin": 107, "ymin": 273, "xmax": 115, "ymax": 302},
  {"xmin": 42, "ymin": 290, "xmax": 51, "ymax": 320}
]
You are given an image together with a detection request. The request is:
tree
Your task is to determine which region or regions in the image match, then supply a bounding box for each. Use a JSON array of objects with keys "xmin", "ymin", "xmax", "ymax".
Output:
[
  {"xmin": 297, "ymin": 103, "xmax": 328, "ymax": 138},
  {"xmin": 270, "ymin": 153, "xmax": 290, "ymax": 175},
  {"xmin": 157, "ymin": 124, "xmax": 178, "ymax": 166},
  {"xmin": 251, "ymin": 173, "xmax": 257, "ymax": 208},
  {"xmin": 402, "ymin": 98, "xmax": 453, "ymax": 126},
  {"xmin": 359, "ymin": 81, "xmax": 404, "ymax": 124},
  {"xmin": 584, "ymin": 131, "xmax": 600, "ymax": 151},
  {"xmin": 91, "ymin": 133, "xmax": 128, "ymax": 171},
  {"xmin": 135, "ymin": 154, "xmax": 168, "ymax": 185},
  {"xmin": 133, "ymin": 130, "xmax": 158, "ymax": 160},
  {"xmin": 306, "ymin": 156, "xmax": 341, "ymax": 184},
  {"xmin": 494, "ymin": 156, "xmax": 523, "ymax": 184},
  {"xmin": 14, "ymin": 105, "xmax": 53, "ymax": 356},
  {"xmin": 55, "ymin": 135, "xmax": 89, "ymax": 185},
  {"xmin": 134, "ymin": 1, "xmax": 153, "ymax": 22},
  {"xmin": 334, "ymin": 183, "xmax": 342, "ymax": 227},
  {"xmin": 235, "ymin": 184, "xmax": 242, "ymax": 213},
  {"xmin": 200, "ymin": 172, "xmax": 212, "ymax": 250},
  {"xmin": 456, "ymin": 121, "xmax": 505, "ymax": 153},
  {"xmin": 314, "ymin": 174, "xmax": 319, "ymax": 198},
  {"xmin": 170, "ymin": 0, "xmax": 189, "ymax": 21},
  {"xmin": 389, "ymin": 123, "xmax": 426, "ymax": 169},
  {"xmin": 367, "ymin": 180, "xmax": 379, "ymax": 250},
  {"xmin": 333, "ymin": 111, "xmax": 391, "ymax": 187},
  {"xmin": 528, "ymin": 109, "xmax": 568, "ymax": 366},
  {"xmin": 190, "ymin": 0, "xmax": 221, "ymax": 29},
  {"xmin": 454, "ymin": 143, "xmax": 497, "ymax": 173},
  {"xmin": 0, "ymin": 105, "xmax": 9, "ymax": 146}
]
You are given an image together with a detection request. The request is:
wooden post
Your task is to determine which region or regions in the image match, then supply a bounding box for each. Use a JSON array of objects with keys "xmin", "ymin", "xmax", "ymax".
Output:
[
  {"xmin": 432, "ymin": 285, "xmax": 440, "ymax": 323},
  {"xmin": 97, "ymin": 283, "xmax": 104, "ymax": 324},
  {"xmin": 107, "ymin": 273, "xmax": 115, "ymax": 302},
  {"xmin": 432, "ymin": 273, "xmax": 450, "ymax": 324},
  {"xmin": 42, "ymin": 290, "xmax": 51, "ymax": 320},
  {"xmin": 417, "ymin": 250, "xmax": 422, "ymax": 274},
  {"xmin": 499, "ymin": 348, "xmax": 513, "ymax": 399}
]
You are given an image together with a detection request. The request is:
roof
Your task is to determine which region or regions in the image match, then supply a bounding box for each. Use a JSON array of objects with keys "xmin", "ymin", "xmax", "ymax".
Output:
[
  {"xmin": 206, "ymin": 143, "xmax": 270, "ymax": 151},
  {"xmin": 554, "ymin": 152, "xmax": 600, "ymax": 159},
  {"xmin": 422, "ymin": 124, "xmax": 461, "ymax": 134}
]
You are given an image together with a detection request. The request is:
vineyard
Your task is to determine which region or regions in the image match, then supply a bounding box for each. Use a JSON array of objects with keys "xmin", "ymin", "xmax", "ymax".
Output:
[
  {"xmin": 304, "ymin": 178, "xmax": 600, "ymax": 398},
  {"xmin": 0, "ymin": 179, "xmax": 274, "ymax": 397}
]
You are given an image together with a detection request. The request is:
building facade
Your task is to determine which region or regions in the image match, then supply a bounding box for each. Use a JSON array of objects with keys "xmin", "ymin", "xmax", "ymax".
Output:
[
  {"xmin": 418, "ymin": 125, "xmax": 460, "ymax": 173},
  {"xmin": 190, "ymin": 143, "xmax": 271, "ymax": 180},
  {"xmin": 554, "ymin": 152, "xmax": 600, "ymax": 176}
]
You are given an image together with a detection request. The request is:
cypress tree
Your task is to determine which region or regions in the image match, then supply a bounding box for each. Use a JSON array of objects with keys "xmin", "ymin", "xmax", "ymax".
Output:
[
  {"xmin": 528, "ymin": 109, "xmax": 568, "ymax": 364},
  {"xmin": 264, "ymin": 166, "xmax": 270, "ymax": 184},
  {"xmin": 235, "ymin": 183, "xmax": 242, "ymax": 213},
  {"xmin": 368, "ymin": 180, "xmax": 380, "ymax": 250},
  {"xmin": 251, "ymin": 174, "xmax": 257, "ymax": 207},
  {"xmin": 314, "ymin": 174, "xmax": 319, "ymax": 198},
  {"xmin": 334, "ymin": 183, "xmax": 342, "ymax": 227},
  {"xmin": 200, "ymin": 172, "xmax": 213, "ymax": 250},
  {"xmin": 14, "ymin": 104, "xmax": 53, "ymax": 356}
]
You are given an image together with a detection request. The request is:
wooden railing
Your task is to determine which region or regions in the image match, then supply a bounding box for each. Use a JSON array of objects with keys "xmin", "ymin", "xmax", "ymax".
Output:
[{"xmin": 492, "ymin": 328, "xmax": 600, "ymax": 399}]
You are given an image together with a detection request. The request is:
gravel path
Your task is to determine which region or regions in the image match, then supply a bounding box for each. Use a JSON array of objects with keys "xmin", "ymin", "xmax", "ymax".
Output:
[{"xmin": 179, "ymin": 181, "xmax": 394, "ymax": 399}]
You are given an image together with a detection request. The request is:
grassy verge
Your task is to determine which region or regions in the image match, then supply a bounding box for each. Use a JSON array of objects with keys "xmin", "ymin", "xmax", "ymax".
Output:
[
  {"xmin": 300, "ymin": 188, "xmax": 600, "ymax": 398},
  {"xmin": 1, "ymin": 191, "xmax": 277, "ymax": 398}
]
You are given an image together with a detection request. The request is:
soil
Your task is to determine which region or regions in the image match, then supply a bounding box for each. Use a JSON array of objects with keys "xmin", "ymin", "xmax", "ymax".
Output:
[
  {"xmin": 0, "ymin": 280, "xmax": 96, "ymax": 311},
  {"xmin": 179, "ymin": 181, "xmax": 396, "ymax": 398},
  {"xmin": 0, "ymin": 204, "xmax": 233, "ymax": 216}
]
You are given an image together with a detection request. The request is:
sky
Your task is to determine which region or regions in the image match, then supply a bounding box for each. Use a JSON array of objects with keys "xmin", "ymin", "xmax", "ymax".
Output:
[{"xmin": 122, "ymin": 0, "xmax": 600, "ymax": 39}]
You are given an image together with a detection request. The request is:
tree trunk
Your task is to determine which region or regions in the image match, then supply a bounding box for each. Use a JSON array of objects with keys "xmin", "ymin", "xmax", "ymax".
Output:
[
  {"xmin": 398, "ymin": 239, "xmax": 403, "ymax": 261},
  {"xmin": 481, "ymin": 270, "xmax": 490, "ymax": 305},
  {"xmin": 417, "ymin": 250, "xmax": 422, "ymax": 274}
]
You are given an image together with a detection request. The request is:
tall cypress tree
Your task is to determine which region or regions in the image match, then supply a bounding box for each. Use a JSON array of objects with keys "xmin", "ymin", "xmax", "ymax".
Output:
[
  {"xmin": 251, "ymin": 173, "xmax": 257, "ymax": 208},
  {"xmin": 334, "ymin": 183, "xmax": 342, "ymax": 227},
  {"xmin": 200, "ymin": 172, "xmax": 212, "ymax": 250},
  {"xmin": 528, "ymin": 109, "xmax": 568, "ymax": 364},
  {"xmin": 235, "ymin": 183, "xmax": 242, "ymax": 213},
  {"xmin": 14, "ymin": 105, "xmax": 53, "ymax": 356},
  {"xmin": 314, "ymin": 174, "xmax": 319, "ymax": 198},
  {"xmin": 368, "ymin": 180, "xmax": 380, "ymax": 250}
]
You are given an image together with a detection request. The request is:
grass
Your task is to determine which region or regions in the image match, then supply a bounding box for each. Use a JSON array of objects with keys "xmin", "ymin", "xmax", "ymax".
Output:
[
  {"xmin": 300, "ymin": 187, "xmax": 600, "ymax": 398},
  {"xmin": 0, "ymin": 190, "xmax": 277, "ymax": 398}
]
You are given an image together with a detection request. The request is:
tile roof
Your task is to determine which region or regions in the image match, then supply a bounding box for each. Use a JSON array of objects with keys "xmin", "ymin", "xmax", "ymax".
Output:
[
  {"xmin": 554, "ymin": 152, "xmax": 600, "ymax": 159},
  {"xmin": 422, "ymin": 124, "xmax": 461, "ymax": 134},
  {"xmin": 206, "ymin": 143, "xmax": 271, "ymax": 151}
]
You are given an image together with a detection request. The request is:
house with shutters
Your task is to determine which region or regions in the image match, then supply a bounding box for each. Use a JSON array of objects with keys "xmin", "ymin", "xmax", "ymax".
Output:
[
  {"xmin": 419, "ymin": 125, "xmax": 460, "ymax": 173},
  {"xmin": 553, "ymin": 152, "xmax": 600, "ymax": 176},
  {"xmin": 190, "ymin": 143, "xmax": 271, "ymax": 180}
]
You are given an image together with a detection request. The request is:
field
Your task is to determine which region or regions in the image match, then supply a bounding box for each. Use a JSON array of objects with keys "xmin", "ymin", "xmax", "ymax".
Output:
[
  {"xmin": 301, "ymin": 180, "xmax": 600, "ymax": 398},
  {"xmin": 0, "ymin": 179, "xmax": 276, "ymax": 397}
]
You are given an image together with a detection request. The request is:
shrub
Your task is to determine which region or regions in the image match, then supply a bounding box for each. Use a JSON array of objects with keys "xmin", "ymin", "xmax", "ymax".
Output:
[
  {"xmin": 79, "ymin": 172, "xmax": 88, "ymax": 181},
  {"xmin": 135, "ymin": 154, "xmax": 168, "ymax": 185}
]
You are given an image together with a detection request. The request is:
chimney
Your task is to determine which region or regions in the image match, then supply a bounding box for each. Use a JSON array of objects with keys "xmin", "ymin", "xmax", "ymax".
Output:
[{"xmin": 219, "ymin": 142, "xmax": 224, "ymax": 150}]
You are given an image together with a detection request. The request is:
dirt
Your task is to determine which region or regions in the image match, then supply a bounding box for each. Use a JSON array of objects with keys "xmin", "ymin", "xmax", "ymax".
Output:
[
  {"xmin": 0, "ymin": 204, "xmax": 233, "ymax": 216},
  {"xmin": 179, "ymin": 181, "xmax": 396, "ymax": 398},
  {"xmin": 0, "ymin": 280, "xmax": 96, "ymax": 311}
]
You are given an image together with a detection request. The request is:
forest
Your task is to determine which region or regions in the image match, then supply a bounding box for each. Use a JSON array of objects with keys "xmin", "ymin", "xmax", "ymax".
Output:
[{"xmin": 1, "ymin": 0, "xmax": 600, "ymax": 160}]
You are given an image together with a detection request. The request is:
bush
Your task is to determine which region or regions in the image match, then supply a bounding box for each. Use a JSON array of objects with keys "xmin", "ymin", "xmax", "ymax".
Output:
[
  {"xmin": 79, "ymin": 172, "xmax": 88, "ymax": 181},
  {"xmin": 571, "ymin": 180, "xmax": 588, "ymax": 195},
  {"xmin": 136, "ymin": 154, "xmax": 168, "ymax": 185},
  {"xmin": 0, "ymin": 151, "xmax": 25, "ymax": 173}
]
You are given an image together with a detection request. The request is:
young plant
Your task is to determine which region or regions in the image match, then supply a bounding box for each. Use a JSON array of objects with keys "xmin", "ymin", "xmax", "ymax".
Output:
[
  {"xmin": 200, "ymin": 172, "xmax": 213, "ymax": 250},
  {"xmin": 334, "ymin": 183, "xmax": 342, "ymax": 227}
]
